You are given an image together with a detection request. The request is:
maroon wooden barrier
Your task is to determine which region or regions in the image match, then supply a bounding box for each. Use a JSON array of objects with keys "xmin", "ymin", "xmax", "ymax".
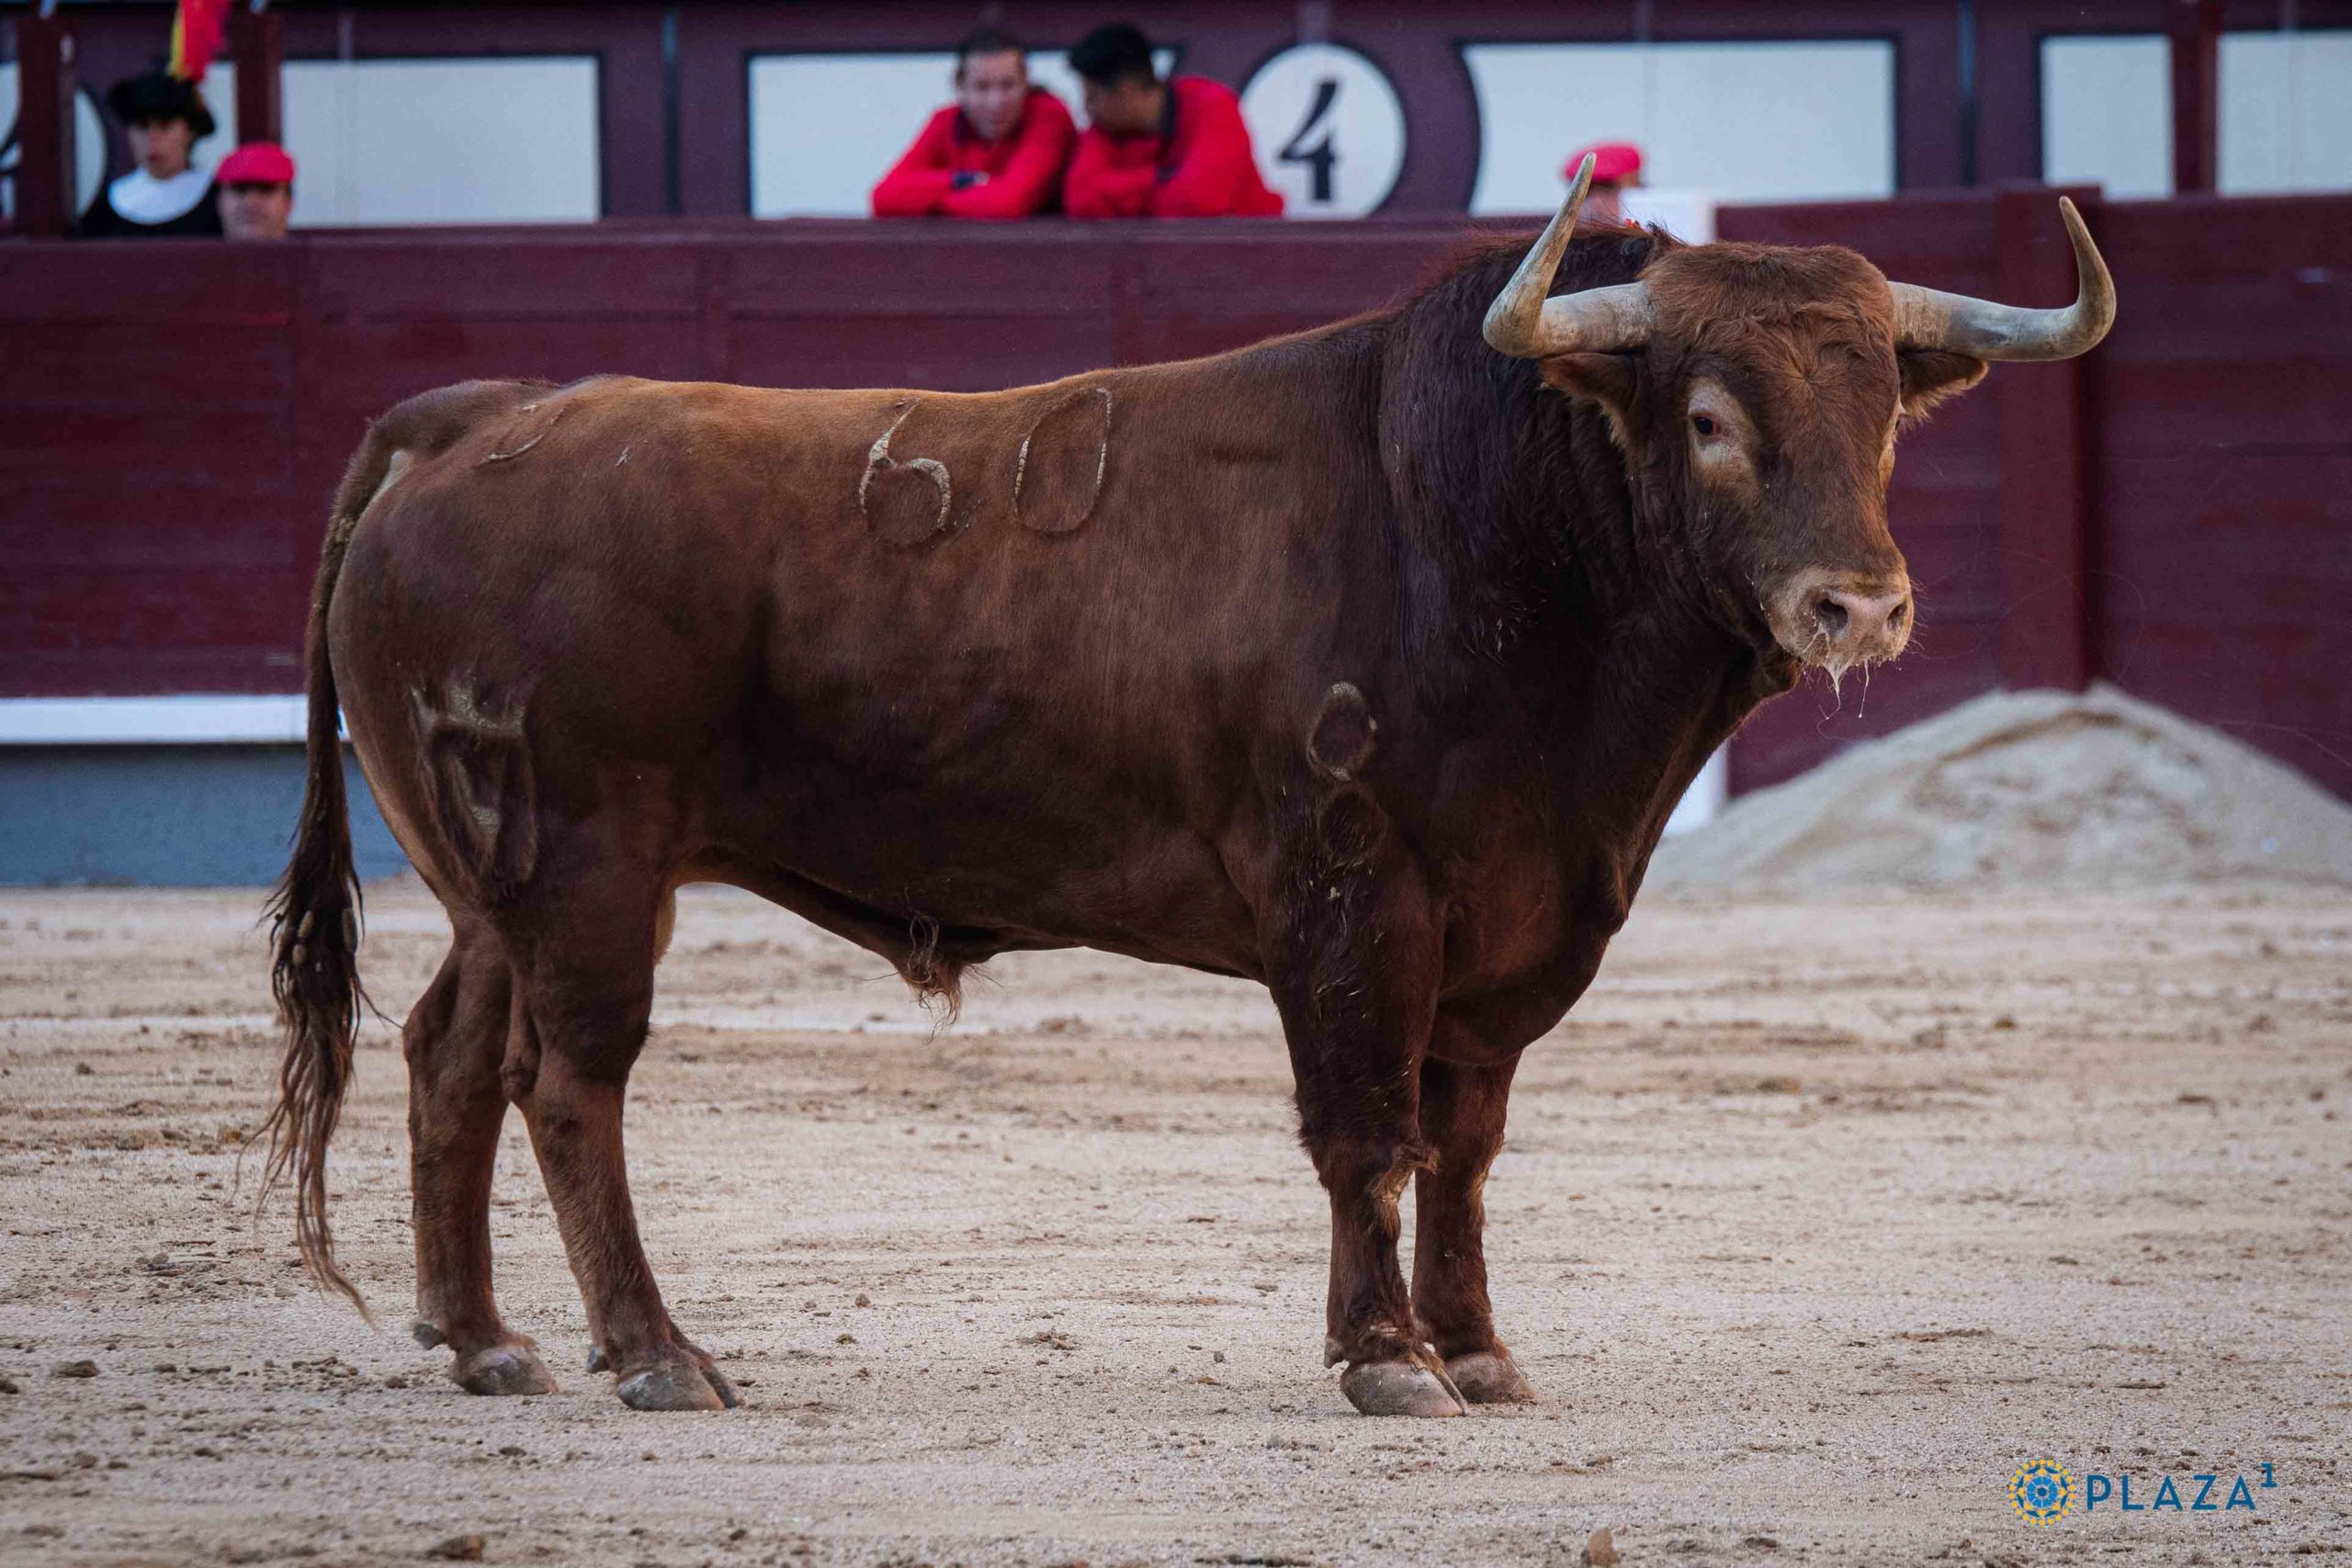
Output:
[
  {"xmin": 2169, "ymin": 0, "xmax": 2223, "ymax": 197},
  {"xmin": 7, "ymin": 8, "xmax": 77, "ymax": 239},
  {"xmin": 232, "ymin": 6, "xmax": 285, "ymax": 146},
  {"xmin": 6, "ymin": 196, "xmax": 2348, "ymax": 801},
  {"xmin": 2079, "ymin": 194, "xmax": 2352, "ymax": 805}
]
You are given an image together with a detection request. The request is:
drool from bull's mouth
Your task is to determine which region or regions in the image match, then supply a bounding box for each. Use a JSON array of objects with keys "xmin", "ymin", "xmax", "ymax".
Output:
[{"xmin": 257, "ymin": 160, "xmax": 2115, "ymax": 1418}]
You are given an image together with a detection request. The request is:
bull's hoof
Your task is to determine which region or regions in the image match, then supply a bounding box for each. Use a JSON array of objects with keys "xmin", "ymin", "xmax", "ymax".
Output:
[
  {"xmin": 451, "ymin": 1342, "xmax": 558, "ymax": 1397},
  {"xmin": 411, "ymin": 1319, "xmax": 447, "ymax": 1350},
  {"xmin": 585, "ymin": 1345, "xmax": 609, "ymax": 1374},
  {"xmin": 1445, "ymin": 1350, "xmax": 1537, "ymax": 1405},
  {"xmin": 1340, "ymin": 1359, "xmax": 1470, "ymax": 1417},
  {"xmin": 615, "ymin": 1355, "xmax": 737, "ymax": 1413}
]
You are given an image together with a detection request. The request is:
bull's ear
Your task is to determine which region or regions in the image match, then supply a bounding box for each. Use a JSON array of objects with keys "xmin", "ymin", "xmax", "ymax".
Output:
[
  {"xmin": 1898, "ymin": 349, "xmax": 1988, "ymax": 423},
  {"xmin": 1539, "ymin": 352, "xmax": 1642, "ymax": 441}
]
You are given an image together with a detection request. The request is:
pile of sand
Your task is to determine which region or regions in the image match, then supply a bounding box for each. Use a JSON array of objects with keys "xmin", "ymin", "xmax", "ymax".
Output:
[{"xmin": 1651, "ymin": 684, "xmax": 2352, "ymax": 896}]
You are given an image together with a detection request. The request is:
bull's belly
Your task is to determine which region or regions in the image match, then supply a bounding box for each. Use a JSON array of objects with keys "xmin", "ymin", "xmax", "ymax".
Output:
[{"xmin": 700, "ymin": 728, "xmax": 1270, "ymax": 981}]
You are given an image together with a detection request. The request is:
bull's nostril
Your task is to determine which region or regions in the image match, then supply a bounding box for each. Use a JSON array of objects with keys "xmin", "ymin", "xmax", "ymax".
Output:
[
  {"xmin": 1888, "ymin": 600, "xmax": 1909, "ymax": 631},
  {"xmin": 1814, "ymin": 596, "xmax": 1849, "ymax": 638}
]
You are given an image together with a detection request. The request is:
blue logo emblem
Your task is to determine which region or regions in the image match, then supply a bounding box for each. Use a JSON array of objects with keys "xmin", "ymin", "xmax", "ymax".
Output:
[{"xmin": 2009, "ymin": 1459, "xmax": 2077, "ymax": 1523}]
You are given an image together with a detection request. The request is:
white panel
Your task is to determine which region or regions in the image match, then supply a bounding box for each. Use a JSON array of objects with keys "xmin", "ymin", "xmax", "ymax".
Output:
[
  {"xmin": 2045, "ymin": 30, "xmax": 2352, "ymax": 198},
  {"xmin": 0, "ymin": 70, "xmax": 118, "ymax": 219},
  {"xmin": 750, "ymin": 50, "xmax": 1171, "ymax": 218},
  {"xmin": 751, "ymin": 53, "xmax": 951, "ymax": 219},
  {"xmin": 0, "ymin": 695, "xmax": 312, "ymax": 745},
  {"xmin": 1464, "ymin": 40, "xmax": 1894, "ymax": 215},
  {"xmin": 1663, "ymin": 749, "xmax": 1727, "ymax": 836},
  {"xmin": 277, "ymin": 62, "xmax": 348, "ymax": 223},
  {"xmin": 1617, "ymin": 188, "xmax": 1714, "ymax": 243},
  {"xmin": 277, "ymin": 58, "xmax": 600, "ymax": 226},
  {"xmin": 2041, "ymin": 36, "xmax": 2171, "ymax": 198},
  {"xmin": 198, "ymin": 59, "xmax": 237, "ymax": 172},
  {"xmin": 2222, "ymin": 30, "xmax": 2352, "ymax": 194}
]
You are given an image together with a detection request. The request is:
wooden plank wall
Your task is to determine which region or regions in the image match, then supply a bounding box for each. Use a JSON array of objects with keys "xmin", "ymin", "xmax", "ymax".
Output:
[
  {"xmin": 5, "ymin": 194, "xmax": 2347, "ymax": 801},
  {"xmin": 2085, "ymin": 195, "xmax": 2352, "ymax": 803}
]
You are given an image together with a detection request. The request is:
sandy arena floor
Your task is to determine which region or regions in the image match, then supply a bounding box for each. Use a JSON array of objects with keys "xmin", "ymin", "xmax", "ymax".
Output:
[{"xmin": 0, "ymin": 880, "xmax": 2346, "ymax": 1565}]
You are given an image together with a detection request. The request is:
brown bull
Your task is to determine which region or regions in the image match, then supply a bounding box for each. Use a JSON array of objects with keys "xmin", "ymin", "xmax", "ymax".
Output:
[{"xmin": 264, "ymin": 164, "xmax": 2112, "ymax": 1416}]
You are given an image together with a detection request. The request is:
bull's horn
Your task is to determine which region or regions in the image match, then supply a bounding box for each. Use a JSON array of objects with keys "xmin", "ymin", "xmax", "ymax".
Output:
[
  {"xmin": 1483, "ymin": 152, "xmax": 1655, "ymax": 360},
  {"xmin": 1889, "ymin": 197, "xmax": 2116, "ymax": 361}
]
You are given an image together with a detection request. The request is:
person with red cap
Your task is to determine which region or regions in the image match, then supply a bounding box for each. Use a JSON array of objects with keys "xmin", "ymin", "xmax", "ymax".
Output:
[
  {"xmin": 1564, "ymin": 141, "xmax": 1643, "ymax": 224},
  {"xmin": 217, "ymin": 141, "xmax": 297, "ymax": 241},
  {"xmin": 871, "ymin": 29, "xmax": 1076, "ymax": 220}
]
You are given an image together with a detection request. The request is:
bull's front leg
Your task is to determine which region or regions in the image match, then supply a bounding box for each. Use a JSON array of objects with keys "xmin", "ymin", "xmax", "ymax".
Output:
[
  {"xmin": 1413, "ymin": 1051, "xmax": 1537, "ymax": 1404},
  {"xmin": 1261, "ymin": 814, "xmax": 1467, "ymax": 1417}
]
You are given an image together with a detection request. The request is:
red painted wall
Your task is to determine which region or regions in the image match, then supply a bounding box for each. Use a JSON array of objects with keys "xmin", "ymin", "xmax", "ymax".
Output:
[{"xmin": 5, "ymin": 196, "xmax": 2347, "ymax": 800}]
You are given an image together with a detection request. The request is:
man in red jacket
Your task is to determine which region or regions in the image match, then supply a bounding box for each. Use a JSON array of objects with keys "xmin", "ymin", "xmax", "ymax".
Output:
[
  {"xmin": 871, "ymin": 29, "xmax": 1077, "ymax": 220},
  {"xmin": 1063, "ymin": 23, "xmax": 1283, "ymax": 220}
]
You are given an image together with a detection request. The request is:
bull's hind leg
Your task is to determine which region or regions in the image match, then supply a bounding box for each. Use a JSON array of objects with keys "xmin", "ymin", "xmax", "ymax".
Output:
[
  {"xmin": 1264, "ymin": 846, "xmax": 1466, "ymax": 1418},
  {"xmin": 507, "ymin": 880, "xmax": 739, "ymax": 1414},
  {"xmin": 1412, "ymin": 1054, "xmax": 1536, "ymax": 1404},
  {"xmin": 405, "ymin": 928, "xmax": 557, "ymax": 1395}
]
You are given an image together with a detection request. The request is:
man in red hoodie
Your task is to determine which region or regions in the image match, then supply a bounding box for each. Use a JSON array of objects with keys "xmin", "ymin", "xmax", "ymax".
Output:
[
  {"xmin": 871, "ymin": 29, "xmax": 1077, "ymax": 220},
  {"xmin": 1063, "ymin": 23, "xmax": 1283, "ymax": 220}
]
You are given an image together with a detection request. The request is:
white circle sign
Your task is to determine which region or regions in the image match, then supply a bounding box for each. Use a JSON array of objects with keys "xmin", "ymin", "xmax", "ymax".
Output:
[{"xmin": 1240, "ymin": 43, "xmax": 1406, "ymax": 219}]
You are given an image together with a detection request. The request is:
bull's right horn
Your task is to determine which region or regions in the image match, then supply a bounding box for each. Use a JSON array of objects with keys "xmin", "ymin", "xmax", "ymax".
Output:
[{"xmin": 1483, "ymin": 152, "xmax": 1655, "ymax": 360}]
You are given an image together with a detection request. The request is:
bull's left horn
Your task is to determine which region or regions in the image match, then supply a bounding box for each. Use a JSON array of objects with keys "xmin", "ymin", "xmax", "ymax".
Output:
[
  {"xmin": 1889, "ymin": 197, "xmax": 2116, "ymax": 361},
  {"xmin": 1483, "ymin": 152, "xmax": 1655, "ymax": 360}
]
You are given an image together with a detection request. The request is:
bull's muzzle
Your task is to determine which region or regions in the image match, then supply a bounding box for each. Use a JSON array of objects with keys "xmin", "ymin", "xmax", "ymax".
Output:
[{"xmin": 1770, "ymin": 569, "xmax": 1914, "ymax": 673}]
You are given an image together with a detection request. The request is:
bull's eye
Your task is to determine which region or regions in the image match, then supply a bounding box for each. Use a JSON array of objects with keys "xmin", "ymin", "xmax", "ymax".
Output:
[{"xmin": 1690, "ymin": 413, "xmax": 1718, "ymax": 438}]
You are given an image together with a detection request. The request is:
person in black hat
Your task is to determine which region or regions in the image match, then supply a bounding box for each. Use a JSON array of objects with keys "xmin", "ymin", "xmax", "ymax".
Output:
[{"xmin": 77, "ymin": 72, "xmax": 223, "ymax": 238}]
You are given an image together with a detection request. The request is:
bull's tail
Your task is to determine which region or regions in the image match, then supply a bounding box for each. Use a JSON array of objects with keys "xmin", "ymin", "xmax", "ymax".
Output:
[
  {"xmin": 257, "ymin": 380, "xmax": 554, "ymax": 1311},
  {"xmin": 256, "ymin": 423, "xmax": 407, "ymax": 1312}
]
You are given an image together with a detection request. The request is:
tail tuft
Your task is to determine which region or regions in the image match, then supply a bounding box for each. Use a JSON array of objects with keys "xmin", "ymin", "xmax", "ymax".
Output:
[
  {"xmin": 256, "ymin": 498, "xmax": 381, "ymax": 1312},
  {"xmin": 256, "ymin": 691, "xmax": 368, "ymax": 1310}
]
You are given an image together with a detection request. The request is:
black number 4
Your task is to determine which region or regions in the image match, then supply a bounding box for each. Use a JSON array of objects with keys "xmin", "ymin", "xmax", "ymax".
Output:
[{"xmin": 1279, "ymin": 78, "xmax": 1341, "ymax": 203}]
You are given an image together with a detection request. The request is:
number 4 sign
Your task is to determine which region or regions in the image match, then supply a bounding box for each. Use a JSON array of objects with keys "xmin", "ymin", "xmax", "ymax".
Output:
[{"xmin": 1241, "ymin": 43, "xmax": 1407, "ymax": 218}]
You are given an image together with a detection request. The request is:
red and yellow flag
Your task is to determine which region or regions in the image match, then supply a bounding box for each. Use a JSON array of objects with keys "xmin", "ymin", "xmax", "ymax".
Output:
[{"xmin": 167, "ymin": 0, "xmax": 232, "ymax": 82}]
